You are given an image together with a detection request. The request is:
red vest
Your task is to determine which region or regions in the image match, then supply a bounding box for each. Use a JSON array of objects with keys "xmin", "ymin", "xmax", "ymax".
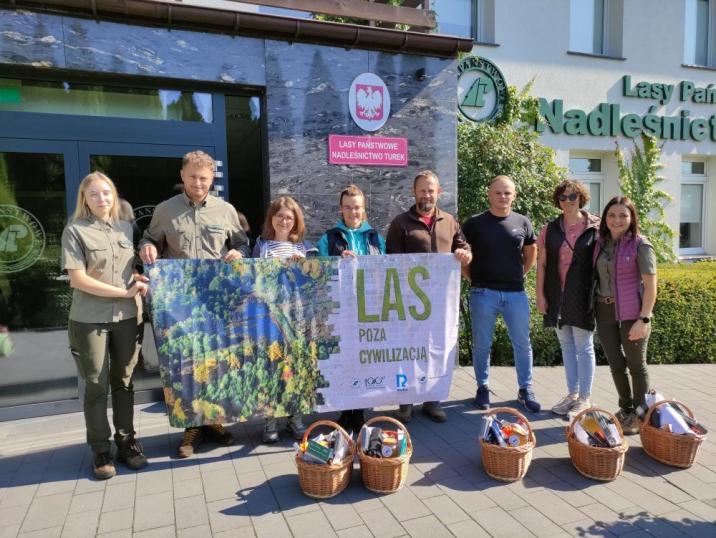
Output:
[{"xmin": 593, "ymin": 234, "xmax": 643, "ymax": 321}]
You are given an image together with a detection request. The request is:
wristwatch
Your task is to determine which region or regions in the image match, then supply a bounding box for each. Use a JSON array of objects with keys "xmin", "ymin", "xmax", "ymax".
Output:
[{"xmin": 640, "ymin": 316, "xmax": 651, "ymax": 324}]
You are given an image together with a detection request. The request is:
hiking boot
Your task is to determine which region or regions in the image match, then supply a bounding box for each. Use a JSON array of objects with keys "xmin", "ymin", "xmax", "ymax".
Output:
[
  {"xmin": 262, "ymin": 418, "xmax": 279, "ymax": 444},
  {"xmin": 475, "ymin": 385, "xmax": 490, "ymax": 410},
  {"xmin": 422, "ymin": 401, "xmax": 447, "ymax": 423},
  {"xmin": 551, "ymin": 394, "xmax": 578, "ymax": 416},
  {"xmin": 396, "ymin": 404, "xmax": 413, "ymax": 423},
  {"xmin": 92, "ymin": 451, "xmax": 116, "ymax": 480},
  {"xmin": 204, "ymin": 424, "xmax": 235, "ymax": 446},
  {"xmin": 615, "ymin": 408, "xmax": 630, "ymax": 424},
  {"xmin": 286, "ymin": 415, "xmax": 307, "ymax": 441},
  {"xmin": 177, "ymin": 427, "xmax": 203, "ymax": 458},
  {"xmin": 517, "ymin": 387, "xmax": 541, "ymax": 413},
  {"xmin": 115, "ymin": 436, "xmax": 148, "ymax": 470},
  {"xmin": 620, "ymin": 411, "xmax": 641, "ymax": 435},
  {"xmin": 567, "ymin": 398, "xmax": 592, "ymax": 420}
]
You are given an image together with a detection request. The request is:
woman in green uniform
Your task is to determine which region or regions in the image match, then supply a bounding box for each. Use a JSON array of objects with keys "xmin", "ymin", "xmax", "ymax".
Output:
[{"xmin": 61, "ymin": 172, "xmax": 149, "ymax": 479}]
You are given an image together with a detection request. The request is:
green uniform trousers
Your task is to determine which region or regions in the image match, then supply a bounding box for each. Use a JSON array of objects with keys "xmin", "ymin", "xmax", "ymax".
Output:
[
  {"xmin": 69, "ymin": 317, "xmax": 141, "ymax": 453},
  {"xmin": 595, "ymin": 302, "xmax": 651, "ymax": 412}
]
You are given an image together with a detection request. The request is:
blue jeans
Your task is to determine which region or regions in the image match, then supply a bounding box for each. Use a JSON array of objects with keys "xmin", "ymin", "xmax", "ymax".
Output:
[
  {"xmin": 554, "ymin": 325, "xmax": 595, "ymax": 400},
  {"xmin": 470, "ymin": 288, "xmax": 533, "ymax": 389}
]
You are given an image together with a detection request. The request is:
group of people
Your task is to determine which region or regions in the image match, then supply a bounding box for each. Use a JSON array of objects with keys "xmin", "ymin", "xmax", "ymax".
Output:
[{"xmin": 61, "ymin": 150, "xmax": 656, "ymax": 480}]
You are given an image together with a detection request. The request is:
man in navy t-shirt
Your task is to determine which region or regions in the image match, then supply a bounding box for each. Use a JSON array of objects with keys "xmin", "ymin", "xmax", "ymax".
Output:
[{"xmin": 462, "ymin": 175, "xmax": 541, "ymax": 413}]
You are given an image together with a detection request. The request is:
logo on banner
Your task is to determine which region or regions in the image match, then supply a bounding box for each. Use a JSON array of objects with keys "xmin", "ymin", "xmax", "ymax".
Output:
[
  {"xmin": 133, "ymin": 205, "xmax": 155, "ymax": 228},
  {"xmin": 418, "ymin": 375, "xmax": 427, "ymax": 385},
  {"xmin": 457, "ymin": 55, "xmax": 507, "ymax": 123},
  {"xmin": 395, "ymin": 374, "xmax": 408, "ymax": 392},
  {"xmin": 0, "ymin": 205, "xmax": 46, "ymax": 273},
  {"xmin": 364, "ymin": 376, "xmax": 386, "ymax": 390},
  {"xmin": 349, "ymin": 73, "xmax": 391, "ymax": 131}
]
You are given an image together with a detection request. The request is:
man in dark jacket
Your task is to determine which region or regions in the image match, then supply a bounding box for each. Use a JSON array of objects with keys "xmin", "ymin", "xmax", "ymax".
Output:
[{"xmin": 386, "ymin": 170, "xmax": 471, "ymax": 423}]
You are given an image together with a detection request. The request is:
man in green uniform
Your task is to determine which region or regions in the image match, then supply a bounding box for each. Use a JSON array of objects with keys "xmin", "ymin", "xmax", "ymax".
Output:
[{"xmin": 140, "ymin": 151, "xmax": 250, "ymax": 458}]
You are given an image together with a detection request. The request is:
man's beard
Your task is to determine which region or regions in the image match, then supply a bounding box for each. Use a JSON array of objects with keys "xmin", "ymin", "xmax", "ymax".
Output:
[{"xmin": 417, "ymin": 201, "xmax": 435, "ymax": 213}]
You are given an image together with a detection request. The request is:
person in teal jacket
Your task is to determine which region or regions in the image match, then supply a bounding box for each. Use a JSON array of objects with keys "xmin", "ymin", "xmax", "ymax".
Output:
[{"xmin": 316, "ymin": 185, "xmax": 386, "ymax": 434}]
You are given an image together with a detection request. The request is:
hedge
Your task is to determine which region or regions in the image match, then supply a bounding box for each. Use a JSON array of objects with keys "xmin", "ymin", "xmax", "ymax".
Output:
[{"xmin": 458, "ymin": 261, "xmax": 716, "ymax": 367}]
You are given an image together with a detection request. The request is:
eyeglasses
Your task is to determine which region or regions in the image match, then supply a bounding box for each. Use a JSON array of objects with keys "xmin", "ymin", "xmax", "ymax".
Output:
[
  {"xmin": 273, "ymin": 214, "xmax": 295, "ymax": 222},
  {"xmin": 558, "ymin": 193, "xmax": 579, "ymax": 202}
]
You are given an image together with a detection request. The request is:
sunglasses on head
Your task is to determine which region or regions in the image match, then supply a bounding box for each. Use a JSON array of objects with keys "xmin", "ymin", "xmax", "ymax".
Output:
[{"xmin": 558, "ymin": 193, "xmax": 579, "ymax": 202}]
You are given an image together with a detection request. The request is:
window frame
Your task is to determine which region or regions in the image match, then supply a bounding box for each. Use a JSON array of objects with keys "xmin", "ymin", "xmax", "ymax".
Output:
[
  {"xmin": 679, "ymin": 159, "xmax": 708, "ymax": 255},
  {"xmin": 568, "ymin": 0, "xmax": 624, "ymax": 59},
  {"xmin": 569, "ymin": 155, "xmax": 604, "ymax": 217},
  {"xmin": 683, "ymin": 0, "xmax": 715, "ymax": 67}
]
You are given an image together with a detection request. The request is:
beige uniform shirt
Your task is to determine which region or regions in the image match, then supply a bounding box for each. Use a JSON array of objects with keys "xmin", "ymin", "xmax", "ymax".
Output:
[
  {"xmin": 61, "ymin": 217, "xmax": 138, "ymax": 323},
  {"xmin": 139, "ymin": 193, "xmax": 249, "ymax": 260}
]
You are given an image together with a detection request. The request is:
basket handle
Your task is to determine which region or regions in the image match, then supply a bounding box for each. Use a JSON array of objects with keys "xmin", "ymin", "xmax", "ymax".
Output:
[
  {"xmin": 300, "ymin": 419, "xmax": 354, "ymax": 449},
  {"xmin": 485, "ymin": 406, "xmax": 534, "ymax": 438},
  {"xmin": 357, "ymin": 415, "xmax": 412, "ymax": 450},
  {"xmin": 567, "ymin": 406, "xmax": 624, "ymax": 437},
  {"xmin": 642, "ymin": 399, "xmax": 695, "ymax": 426}
]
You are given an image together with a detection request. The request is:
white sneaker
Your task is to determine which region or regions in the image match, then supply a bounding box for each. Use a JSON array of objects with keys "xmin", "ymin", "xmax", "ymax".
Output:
[
  {"xmin": 567, "ymin": 398, "xmax": 592, "ymax": 419},
  {"xmin": 551, "ymin": 394, "xmax": 578, "ymax": 416}
]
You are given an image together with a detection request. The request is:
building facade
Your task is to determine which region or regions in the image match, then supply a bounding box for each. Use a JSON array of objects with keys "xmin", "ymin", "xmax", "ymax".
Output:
[
  {"xmin": 0, "ymin": 1, "xmax": 468, "ymax": 418},
  {"xmin": 439, "ymin": 0, "xmax": 716, "ymax": 258}
]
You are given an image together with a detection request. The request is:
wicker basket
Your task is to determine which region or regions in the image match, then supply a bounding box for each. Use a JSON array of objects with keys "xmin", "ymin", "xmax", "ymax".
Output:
[
  {"xmin": 295, "ymin": 420, "xmax": 355, "ymax": 499},
  {"xmin": 640, "ymin": 400, "xmax": 706, "ymax": 468},
  {"xmin": 567, "ymin": 407, "xmax": 628, "ymax": 481},
  {"xmin": 357, "ymin": 416, "xmax": 413, "ymax": 494},
  {"xmin": 479, "ymin": 407, "xmax": 536, "ymax": 482}
]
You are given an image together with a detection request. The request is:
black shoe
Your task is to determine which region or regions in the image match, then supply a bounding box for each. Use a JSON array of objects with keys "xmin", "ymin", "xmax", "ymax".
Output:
[
  {"xmin": 475, "ymin": 385, "xmax": 490, "ymax": 410},
  {"xmin": 517, "ymin": 387, "xmax": 541, "ymax": 413},
  {"xmin": 116, "ymin": 436, "xmax": 148, "ymax": 470},
  {"xmin": 204, "ymin": 424, "xmax": 235, "ymax": 446},
  {"xmin": 92, "ymin": 451, "xmax": 116, "ymax": 480}
]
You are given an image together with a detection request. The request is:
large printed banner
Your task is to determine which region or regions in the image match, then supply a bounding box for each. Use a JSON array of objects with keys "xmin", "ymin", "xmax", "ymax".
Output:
[{"xmin": 148, "ymin": 254, "xmax": 460, "ymax": 427}]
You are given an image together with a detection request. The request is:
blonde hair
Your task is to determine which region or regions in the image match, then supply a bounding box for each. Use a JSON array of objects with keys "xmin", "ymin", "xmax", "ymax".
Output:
[
  {"xmin": 72, "ymin": 172, "xmax": 120, "ymax": 222},
  {"xmin": 182, "ymin": 150, "xmax": 216, "ymax": 172},
  {"xmin": 339, "ymin": 184, "xmax": 367, "ymax": 220},
  {"xmin": 261, "ymin": 196, "xmax": 306, "ymax": 243}
]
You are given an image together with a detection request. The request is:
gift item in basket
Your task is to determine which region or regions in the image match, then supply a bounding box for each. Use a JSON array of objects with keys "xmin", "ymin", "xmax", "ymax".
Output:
[
  {"xmin": 481, "ymin": 416, "xmax": 530, "ymax": 447},
  {"xmin": 640, "ymin": 398, "xmax": 708, "ymax": 468},
  {"xmin": 577, "ymin": 411, "xmax": 623, "ymax": 448},
  {"xmin": 567, "ymin": 407, "xmax": 628, "ymax": 481},
  {"xmin": 295, "ymin": 420, "xmax": 356, "ymax": 499},
  {"xmin": 358, "ymin": 416, "xmax": 413, "ymax": 494},
  {"xmin": 479, "ymin": 407, "xmax": 536, "ymax": 482}
]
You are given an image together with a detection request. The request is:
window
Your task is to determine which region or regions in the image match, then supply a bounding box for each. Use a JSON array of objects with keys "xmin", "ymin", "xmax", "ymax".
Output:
[
  {"xmin": 569, "ymin": 0, "xmax": 623, "ymax": 57},
  {"xmin": 569, "ymin": 156, "xmax": 603, "ymax": 216},
  {"xmin": 431, "ymin": 0, "xmax": 495, "ymax": 43},
  {"xmin": 684, "ymin": 0, "xmax": 714, "ymax": 66},
  {"xmin": 0, "ymin": 78, "xmax": 212, "ymax": 122},
  {"xmin": 680, "ymin": 160, "xmax": 707, "ymax": 253}
]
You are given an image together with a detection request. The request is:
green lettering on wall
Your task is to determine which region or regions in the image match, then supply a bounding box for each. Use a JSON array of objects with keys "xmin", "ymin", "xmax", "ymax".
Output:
[
  {"xmin": 621, "ymin": 114, "xmax": 642, "ymax": 137},
  {"xmin": 564, "ymin": 109, "xmax": 587, "ymax": 135},
  {"xmin": 535, "ymin": 98, "xmax": 563, "ymax": 134},
  {"xmin": 356, "ymin": 269, "xmax": 379, "ymax": 322},
  {"xmin": 381, "ymin": 268, "xmax": 406, "ymax": 321},
  {"xmin": 407, "ymin": 266, "xmax": 431, "ymax": 321}
]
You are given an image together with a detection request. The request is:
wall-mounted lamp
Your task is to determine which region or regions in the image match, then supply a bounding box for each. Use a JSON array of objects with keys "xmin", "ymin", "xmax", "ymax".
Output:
[{"xmin": 415, "ymin": 67, "xmax": 427, "ymax": 81}]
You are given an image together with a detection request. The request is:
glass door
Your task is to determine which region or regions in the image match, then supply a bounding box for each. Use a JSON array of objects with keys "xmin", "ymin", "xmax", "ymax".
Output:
[
  {"xmin": 77, "ymin": 142, "xmax": 218, "ymax": 401},
  {"xmin": 0, "ymin": 139, "xmax": 80, "ymax": 414}
]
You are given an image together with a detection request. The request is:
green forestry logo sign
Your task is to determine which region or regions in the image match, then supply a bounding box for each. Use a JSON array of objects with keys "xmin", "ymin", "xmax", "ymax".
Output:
[
  {"xmin": 0, "ymin": 205, "xmax": 45, "ymax": 274},
  {"xmin": 457, "ymin": 55, "xmax": 507, "ymax": 123}
]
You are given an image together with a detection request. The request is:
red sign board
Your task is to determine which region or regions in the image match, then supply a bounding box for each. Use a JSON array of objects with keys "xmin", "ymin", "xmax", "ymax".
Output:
[{"xmin": 328, "ymin": 134, "xmax": 408, "ymax": 167}]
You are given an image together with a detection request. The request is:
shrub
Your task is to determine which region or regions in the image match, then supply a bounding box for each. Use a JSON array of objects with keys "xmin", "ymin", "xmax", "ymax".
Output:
[{"xmin": 458, "ymin": 261, "xmax": 716, "ymax": 367}]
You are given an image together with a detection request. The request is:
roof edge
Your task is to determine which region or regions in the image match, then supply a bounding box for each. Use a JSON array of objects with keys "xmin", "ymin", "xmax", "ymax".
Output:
[{"xmin": 3, "ymin": 0, "xmax": 473, "ymax": 58}]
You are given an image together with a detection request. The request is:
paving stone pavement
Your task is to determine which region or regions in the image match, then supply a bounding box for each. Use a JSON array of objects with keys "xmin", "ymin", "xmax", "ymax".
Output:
[{"xmin": 1, "ymin": 365, "xmax": 715, "ymax": 537}]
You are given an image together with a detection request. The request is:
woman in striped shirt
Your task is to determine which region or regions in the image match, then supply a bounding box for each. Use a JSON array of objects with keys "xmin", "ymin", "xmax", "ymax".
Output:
[{"xmin": 252, "ymin": 196, "xmax": 316, "ymax": 443}]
